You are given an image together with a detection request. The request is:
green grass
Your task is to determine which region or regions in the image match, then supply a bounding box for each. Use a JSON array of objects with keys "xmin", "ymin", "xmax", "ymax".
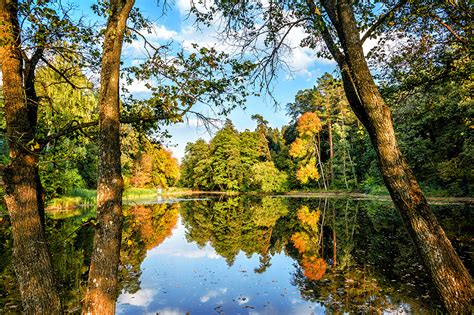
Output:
[
  {"xmin": 45, "ymin": 187, "xmax": 194, "ymax": 210},
  {"xmin": 47, "ymin": 196, "xmax": 84, "ymax": 209},
  {"xmin": 123, "ymin": 187, "xmax": 158, "ymax": 200}
]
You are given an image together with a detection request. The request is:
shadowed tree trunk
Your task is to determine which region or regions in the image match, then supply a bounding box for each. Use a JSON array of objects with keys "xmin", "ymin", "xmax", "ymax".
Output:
[
  {"xmin": 314, "ymin": 0, "xmax": 472, "ymax": 312},
  {"xmin": 0, "ymin": 0, "xmax": 62, "ymax": 313},
  {"xmin": 82, "ymin": 1, "xmax": 135, "ymax": 314}
]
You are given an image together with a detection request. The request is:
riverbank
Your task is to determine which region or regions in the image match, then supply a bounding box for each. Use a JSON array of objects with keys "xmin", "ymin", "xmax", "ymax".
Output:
[
  {"xmin": 42, "ymin": 187, "xmax": 474, "ymax": 211},
  {"xmin": 166, "ymin": 189, "xmax": 474, "ymax": 205}
]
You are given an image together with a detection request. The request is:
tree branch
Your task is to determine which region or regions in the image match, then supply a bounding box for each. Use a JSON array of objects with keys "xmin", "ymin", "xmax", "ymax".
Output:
[
  {"xmin": 39, "ymin": 121, "xmax": 98, "ymax": 146},
  {"xmin": 127, "ymin": 26, "xmax": 164, "ymax": 58},
  {"xmin": 40, "ymin": 57, "xmax": 86, "ymax": 89},
  {"xmin": 306, "ymin": 0, "xmax": 344, "ymax": 66},
  {"xmin": 39, "ymin": 112, "xmax": 177, "ymax": 147},
  {"xmin": 431, "ymin": 14, "xmax": 467, "ymax": 45},
  {"xmin": 361, "ymin": 0, "xmax": 408, "ymax": 43},
  {"xmin": 24, "ymin": 48, "xmax": 44, "ymax": 85}
]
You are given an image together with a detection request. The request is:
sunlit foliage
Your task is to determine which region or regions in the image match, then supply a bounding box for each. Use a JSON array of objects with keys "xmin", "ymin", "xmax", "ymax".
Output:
[
  {"xmin": 129, "ymin": 141, "xmax": 179, "ymax": 189},
  {"xmin": 249, "ymin": 161, "xmax": 288, "ymax": 192},
  {"xmin": 296, "ymin": 160, "xmax": 320, "ymax": 184},
  {"xmin": 296, "ymin": 112, "xmax": 322, "ymax": 138}
]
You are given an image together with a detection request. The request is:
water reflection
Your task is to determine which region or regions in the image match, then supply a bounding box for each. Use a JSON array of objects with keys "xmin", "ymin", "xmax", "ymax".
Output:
[
  {"xmin": 0, "ymin": 196, "xmax": 472, "ymax": 313},
  {"xmin": 120, "ymin": 204, "xmax": 179, "ymax": 294},
  {"xmin": 180, "ymin": 196, "xmax": 288, "ymax": 266}
]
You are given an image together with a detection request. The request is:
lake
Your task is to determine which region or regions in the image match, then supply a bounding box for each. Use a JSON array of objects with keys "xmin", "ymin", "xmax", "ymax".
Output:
[{"xmin": 0, "ymin": 195, "xmax": 472, "ymax": 314}]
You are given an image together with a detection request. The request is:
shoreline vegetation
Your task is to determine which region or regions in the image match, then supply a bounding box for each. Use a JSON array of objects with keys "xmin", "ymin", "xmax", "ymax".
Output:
[
  {"xmin": 39, "ymin": 187, "xmax": 474, "ymax": 211},
  {"xmin": 0, "ymin": 186, "xmax": 471, "ymax": 214}
]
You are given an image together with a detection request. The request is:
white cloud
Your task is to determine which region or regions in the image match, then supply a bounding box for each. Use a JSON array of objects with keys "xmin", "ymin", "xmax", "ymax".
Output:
[
  {"xmin": 125, "ymin": 79, "xmax": 152, "ymax": 95},
  {"xmin": 363, "ymin": 36, "xmax": 379, "ymax": 56},
  {"xmin": 200, "ymin": 288, "xmax": 228, "ymax": 303},
  {"xmin": 117, "ymin": 288, "xmax": 156, "ymax": 307},
  {"xmin": 147, "ymin": 307, "xmax": 186, "ymax": 315},
  {"xmin": 149, "ymin": 24, "xmax": 179, "ymax": 40},
  {"xmin": 362, "ymin": 32, "xmax": 409, "ymax": 58},
  {"xmin": 176, "ymin": 0, "xmax": 214, "ymax": 16},
  {"xmin": 180, "ymin": 23, "xmax": 237, "ymax": 54},
  {"xmin": 176, "ymin": 0, "xmax": 191, "ymax": 15},
  {"xmin": 149, "ymin": 240, "xmax": 222, "ymax": 259},
  {"xmin": 123, "ymin": 23, "xmax": 178, "ymax": 60}
]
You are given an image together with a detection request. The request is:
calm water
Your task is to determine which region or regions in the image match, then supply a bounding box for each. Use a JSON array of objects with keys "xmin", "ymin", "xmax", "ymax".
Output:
[{"xmin": 0, "ymin": 195, "xmax": 472, "ymax": 314}]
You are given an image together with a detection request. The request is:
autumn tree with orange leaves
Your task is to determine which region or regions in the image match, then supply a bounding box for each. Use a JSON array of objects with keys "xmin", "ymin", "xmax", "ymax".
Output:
[
  {"xmin": 289, "ymin": 112, "xmax": 328, "ymax": 189},
  {"xmin": 291, "ymin": 205, "xmax": 327, "ymax": 281}
]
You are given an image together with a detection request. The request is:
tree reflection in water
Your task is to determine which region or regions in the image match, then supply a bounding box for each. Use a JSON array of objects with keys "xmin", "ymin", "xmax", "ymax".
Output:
[
  {"xmin": 0, "ymin": 203, "xmax": 179, "ymax": 313},
  {"xmin": 0, "ymin": 197, "xmax": 472, "ymax": 313},
  {"xmin": 119, "ymin": 204, "xmax": 179, "ymax": 294},
  {"xmin": 180, "ymin": 196, "xmax": 288, "ymax": 267},
  {"xmin": 181, "ymin": 197, "xmax": 472, "ymax": 313}
]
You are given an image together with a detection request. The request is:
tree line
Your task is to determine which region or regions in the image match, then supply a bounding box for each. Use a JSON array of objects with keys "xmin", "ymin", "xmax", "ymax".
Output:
[{"xmin": 180, "ymin": 73, "xmax": 471, "ymax": 196}]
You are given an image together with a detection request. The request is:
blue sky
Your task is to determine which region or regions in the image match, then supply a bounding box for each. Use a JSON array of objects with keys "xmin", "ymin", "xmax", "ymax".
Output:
[{"xmin": 78, "ymin": 0, "xmax": 340, "ymax": 161}]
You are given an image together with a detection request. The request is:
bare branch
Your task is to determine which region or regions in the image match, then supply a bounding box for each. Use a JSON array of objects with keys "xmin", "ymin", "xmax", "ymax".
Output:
[{"xmin": 127, "ymin": 26, "xmax": 162, "ymax": 58}]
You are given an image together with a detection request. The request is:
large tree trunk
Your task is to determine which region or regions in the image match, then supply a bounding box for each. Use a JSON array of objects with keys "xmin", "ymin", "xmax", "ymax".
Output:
[
  {"xmin": 82, "ymin": 1, "xmax": 135, "ymax": 314},
  {"xmin": 0, "ymin": 1, "xmax": 62, "ymax": 313},
  {"xmin": 321, "ymin": 1, "xmax": 472, "ymax": 313}
]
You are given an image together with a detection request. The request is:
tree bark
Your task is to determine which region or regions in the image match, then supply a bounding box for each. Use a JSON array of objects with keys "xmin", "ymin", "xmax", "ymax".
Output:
[
  {"xmin": 82, "ymin": 1, "xmax": 135, "ymax": 314},
  {"xmin": 0, "ymin": 0, "xmax": 62, "ymax": 313},
  {"xmin": 319, "ymin": 1, "xmax": 472, "ymax": 312}
]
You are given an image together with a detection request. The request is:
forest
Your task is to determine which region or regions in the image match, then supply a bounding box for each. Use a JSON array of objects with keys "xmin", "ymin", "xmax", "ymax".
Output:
[
  {"xmin": 180, "ymin": 73, "xmax": 472, "ymax": 195},
  {"xmin": 0, "ymin": 0, "xmax": 472, "ymax": 314}
]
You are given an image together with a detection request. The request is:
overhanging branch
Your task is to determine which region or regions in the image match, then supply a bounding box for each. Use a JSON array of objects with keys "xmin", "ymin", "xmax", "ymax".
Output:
[{"xmin": 361, "ymin": 0, "xmax": 408, "ymax": 43}]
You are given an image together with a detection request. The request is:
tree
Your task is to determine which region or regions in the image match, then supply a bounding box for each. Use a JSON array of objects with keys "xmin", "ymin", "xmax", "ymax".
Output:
[
  {"xmin": 249, "ymin": 161, "xmax": 288, "ymax": 192},
  {"xmin": 288, "ymin": 74, "xmax": 359, "ymax": 189},
  {"xmin": 35, "ymin": 60, "xmax": 99, "ymax": 197},
  {"xmin": 209, "ymin": 120, "xmax": 242, "ymax": 191},
  {"xmin": 180, "ymin": 139, "xmax": 212, "ymax": 190},
  {"xmin": 130, "ymin": 140, "xmax": 179, "ymax": 188},
  {"xmin": 82, "ymin": 1, "xmax": 135, "ymax": 314},
  {"xmin": 289, "ymin": 112, "xmax": 325, "ymax": 188},
  {"xmin": 191, "ymin": 1, "xmax": 472, "ymax": 311},
  {"xmin": 240, "ymin": 130, "xmax": 269, "ymax": 189},
  {"xmin": 0, "ymin": 0, "xmax": 87, "ymax": 311}
]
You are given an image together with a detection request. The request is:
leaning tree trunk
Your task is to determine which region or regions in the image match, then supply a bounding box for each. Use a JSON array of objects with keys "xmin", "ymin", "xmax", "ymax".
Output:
[
  {"xmin": 324, "ymin": 1, "xmax": 472, "ymax": 313},
  {"xmin": 82, "ymin": 1, "xmax": 135, "ymax": 314},
  {"xmin": 0, "ymin": 1, "xmax": 62, "ymax": 313}
]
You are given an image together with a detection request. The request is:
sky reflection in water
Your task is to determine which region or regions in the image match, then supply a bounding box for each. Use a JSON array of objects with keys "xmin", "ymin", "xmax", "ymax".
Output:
[
  {"xmin": 1, "ymin": 196, "xmax": 471, "ymax": 313},
  {"xmin": 117, "ymin": 217, "xmax": 324, "ymax": 315}
]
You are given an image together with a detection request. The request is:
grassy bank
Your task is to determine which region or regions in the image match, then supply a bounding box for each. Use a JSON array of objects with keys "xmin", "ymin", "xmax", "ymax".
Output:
[
  {"xmin": 46, "ymin": 187, "xmax": 193, "ymax": 210},
  {"xmin": 42, "ymin": 185, "xmax": 473, "ymax": 211}
]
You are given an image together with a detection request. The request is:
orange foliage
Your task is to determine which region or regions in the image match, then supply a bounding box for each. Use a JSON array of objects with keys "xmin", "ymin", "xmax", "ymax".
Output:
[
  {"xmin": 296, "ymin": 112, "xmax": 322, "ymax": 137},
  {"xmin": 291, "ymin": 232, "xmax": 311, "ymax": 254},
  {"xmin": 130, "ymin": 154, "xmax": 153, "ymax": 187},
  {"xmin": 128, "ymin": 204, "xmax": 179, "ymax": 250},
  {"xmin": 301, "ymin": 256, "xmax": 327, "ymax": 280}
]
